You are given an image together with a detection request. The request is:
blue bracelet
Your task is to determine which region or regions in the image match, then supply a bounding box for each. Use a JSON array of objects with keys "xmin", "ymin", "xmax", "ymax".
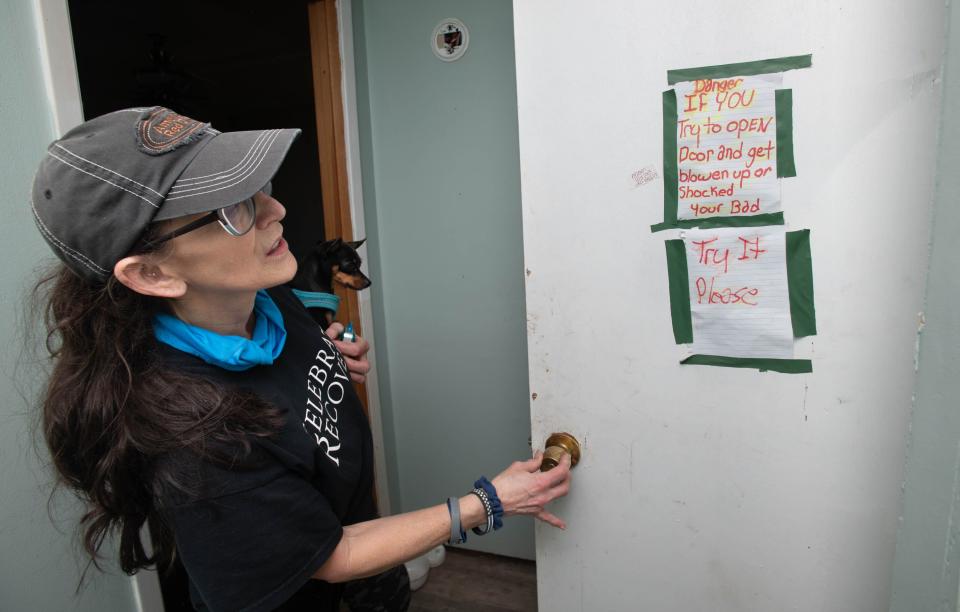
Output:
[
  {"xmin": 474, "ymin": 476, "xmax": 504, "ymax": 530},
  {"xmin": 446, "ymin": 497, "xmax": 467, "ymax": 544}
]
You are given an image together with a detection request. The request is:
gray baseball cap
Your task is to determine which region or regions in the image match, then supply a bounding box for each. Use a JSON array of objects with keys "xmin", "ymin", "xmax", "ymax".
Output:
[{"xmin": 31, "ymin": 106, "xmax": 301, "ymax": 282}]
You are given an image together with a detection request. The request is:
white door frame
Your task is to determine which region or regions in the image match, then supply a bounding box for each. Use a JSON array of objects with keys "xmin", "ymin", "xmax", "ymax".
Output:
[
  {"xmin": 33, "ymin": 0, "xmax": 83, "ymax": 135},
  {"xmin": 334, "ymin": 0, "xmax": 393, "ymax": 516},
  {"xmin": 32, "ymin": 2, "xmax": 164, "ymax": 608},
  {"xmin": 30, "ymin": 1, "xmax": 391, "ymax": 610}
]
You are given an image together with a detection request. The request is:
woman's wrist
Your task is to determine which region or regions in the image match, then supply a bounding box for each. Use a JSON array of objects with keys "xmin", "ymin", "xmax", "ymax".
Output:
[
  {"xmin": 473, "ymin": 476, "xmax": 504, "ymax": 531},
  {"xmin": 457, "ymin": 493, "xmax": 486, "ymax": 531}
]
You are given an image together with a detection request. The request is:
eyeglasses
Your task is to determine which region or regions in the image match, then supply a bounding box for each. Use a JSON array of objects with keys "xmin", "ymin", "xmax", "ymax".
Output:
[{"xmin": 144, "ymin": 182, "xmax": 271, "ymax": 249}]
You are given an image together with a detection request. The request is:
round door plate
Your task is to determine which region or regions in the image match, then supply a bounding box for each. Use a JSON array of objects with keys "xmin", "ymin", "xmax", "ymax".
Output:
[{"xmin": 431, "ymin": 18, "xmax": 469, "ymax": 62}]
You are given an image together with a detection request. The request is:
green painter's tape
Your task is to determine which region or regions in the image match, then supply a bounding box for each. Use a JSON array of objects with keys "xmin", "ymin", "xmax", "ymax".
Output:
[
  {"xmin": 786, "ymin": 230, "xmax": 817, "ymax": 337},
  {"xmin": 651, "ymin": 212, "xmax": 785, "ymax": 233},
  {"xmin": 681, "ymin": 354, "xmax": 813, "ymax": 374},
  {"xmin": 776, "ymin": 89, "xmax": 796, "ymax": 177},
  {"xmin": 665, "ymin": 239, "xmax": 693, "ymax": 344},
  {"xmin": 661, "ymin": 89, "xmax": 679, "ymax": 230},
  {"xmin": 667, "ymin": 54, "xmax": 813, "ymax": 85},
  {"xmin": 666, "ymin": 229, "xmax": 815, "ymax": 371}
]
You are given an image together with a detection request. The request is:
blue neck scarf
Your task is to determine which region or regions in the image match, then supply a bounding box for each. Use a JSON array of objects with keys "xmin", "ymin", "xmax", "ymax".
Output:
[{"xmin": 153, "ymin": 290, "xmax": 287, "ymax": 371}]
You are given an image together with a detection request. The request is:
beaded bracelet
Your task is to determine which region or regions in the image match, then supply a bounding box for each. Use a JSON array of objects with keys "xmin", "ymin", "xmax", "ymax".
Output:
[
  {"xmin": 474, "ymin": 476, "xmax": 504, "ymax": 531},
  {"xmin": 470, "ymin": 488, "xmax": 495, "ymax": 535},
  {"xmin": 448, "ymin": 477, "xmax": 504, "ymax": 542}
]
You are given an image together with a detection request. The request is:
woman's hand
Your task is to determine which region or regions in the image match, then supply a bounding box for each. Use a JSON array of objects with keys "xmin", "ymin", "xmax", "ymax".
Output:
[
  {"xmin": 491, "ymin": 451, "xmax": 572, "ymax": 529},
  {"xmin": 314, "ymin": 451, "xmax": 572, "ymax": 584},
  {"xmin": 325, "ymin": 323, "xmax": 371, "ymax": 383}
]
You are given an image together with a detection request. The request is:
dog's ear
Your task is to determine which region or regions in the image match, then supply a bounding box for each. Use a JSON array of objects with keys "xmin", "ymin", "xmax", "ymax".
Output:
[{"xmin": 347, "ymin": 238, "xmax": 366, "ymax": 250}]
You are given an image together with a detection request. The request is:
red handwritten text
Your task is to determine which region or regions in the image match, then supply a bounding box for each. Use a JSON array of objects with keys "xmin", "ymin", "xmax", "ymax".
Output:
[
  {"xmin": 695, "ymin": 276, "xmax": 760, "ymax": 306},
  {"xmin": 738, "ymin": 235, "xmax": 766, "ymax": 260},
  {"xmin": 691, "ymin": 237, "xmax": 730, "ymax": 274}
]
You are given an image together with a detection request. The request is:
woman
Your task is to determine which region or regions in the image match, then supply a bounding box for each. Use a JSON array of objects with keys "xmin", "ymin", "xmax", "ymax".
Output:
[{"xmin": 31, "ymin": 107, "xmax": 572, "ymax": 612}]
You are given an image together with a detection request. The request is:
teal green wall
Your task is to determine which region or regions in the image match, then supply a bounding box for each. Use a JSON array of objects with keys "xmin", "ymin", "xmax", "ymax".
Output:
[
  {"xmin": 352, "ymin": 0, "xmax": 534, "ymax": 558},
  {"xmin": 890, "ymin": 3, "xmax": 960, "ymax": 610},
  {"xmin": 0, "ymin": 1, "xmax": 135, "ymax": 610}
]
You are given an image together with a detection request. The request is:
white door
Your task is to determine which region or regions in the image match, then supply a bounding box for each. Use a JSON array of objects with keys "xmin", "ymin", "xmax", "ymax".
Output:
[{"xmin": 514, "ymin": 1, "xmax": 945, "ymax": 610}]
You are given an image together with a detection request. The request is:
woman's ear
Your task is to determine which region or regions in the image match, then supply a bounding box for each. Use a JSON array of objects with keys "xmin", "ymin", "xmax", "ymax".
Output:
[{"xmin": 113, "ymin": 256, "xmax": 186, "ymax": 298}]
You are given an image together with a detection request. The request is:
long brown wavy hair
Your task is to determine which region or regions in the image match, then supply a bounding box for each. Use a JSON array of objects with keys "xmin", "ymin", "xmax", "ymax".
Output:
[{"xmin": 34, "ymin": 232, "xmax": 284, "ymax": 575}]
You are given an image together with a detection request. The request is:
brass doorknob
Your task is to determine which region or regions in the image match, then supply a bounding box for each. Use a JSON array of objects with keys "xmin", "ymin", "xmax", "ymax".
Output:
[{"xmin": 540, "ymin": 432, "xmax": 581, "ymax": 471}]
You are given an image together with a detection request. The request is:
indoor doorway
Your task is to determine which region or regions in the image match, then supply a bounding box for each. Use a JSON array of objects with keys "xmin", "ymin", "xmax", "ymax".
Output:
[
  {"xmin": 68, "ymin": 0, "xmax": 326, "ymax": 260},
  {"xmin": 67, "ymin": 2, "xmax": 333, "ymax": 609}
]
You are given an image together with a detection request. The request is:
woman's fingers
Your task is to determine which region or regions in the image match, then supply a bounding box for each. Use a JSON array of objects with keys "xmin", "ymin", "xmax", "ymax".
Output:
[
  {"xmin": 325, "ymin": 323, "xmax": 372, "ymax": 359},
  {"xmin": 536, "ymin": 509, "xmax": 566, "ymax": 530},
  {"xmin": 521, "ymin": 451, "xmax": 544, "ymax": 473},
  {"xmin": 340, "ymin": 357, "xmax": 369, "ymax": 383},
  {"xmin": 532, "ymin": 453, "xmax": 571, "ymax": 496},
  {"xmin": 323, "ymin": 323, "xmax": 371, "ymax": 383},
  {"xmin": 496, "ymin": 449, "xmax": 574, "ymax": 519},
  {"xmin": 541, "ymin": 453, "xmax": 572, "ymax": 485},
  {"xmin": 335, "ymin": 335, "xmax": 370, "ymax": 359},
  {"xmin": 341, "ymin": 354, "xmax": 371, "ymax": 375},
  {"xmin": 325, "ymin": 322, "xmax": 344, "ymax": 340},
  {"xmin": 544, "ymin": 478, "xmax": 571, "ymax": 502},
  {"xmin": 337, "ymin": 339, "xmax": 370, "ymax": 383},
  {"xmin": 516, "ymin": 451, "xmax": 571, "ymax": 499}
]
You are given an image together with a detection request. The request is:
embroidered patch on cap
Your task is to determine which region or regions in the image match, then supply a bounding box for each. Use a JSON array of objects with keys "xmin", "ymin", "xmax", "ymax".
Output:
[{"xmin": 136, "ymin": 107, "xmax": 211, "ymax": 155}]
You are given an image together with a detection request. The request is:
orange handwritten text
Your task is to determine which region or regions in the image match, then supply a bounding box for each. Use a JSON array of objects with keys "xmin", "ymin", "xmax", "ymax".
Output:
[
  {"xmin": 683, "ymin": 88, "xmax": 757, "ymax": 113},
  {"xmin": 693, "ymin": 78, "xmax": 744, "ymax": 94}
]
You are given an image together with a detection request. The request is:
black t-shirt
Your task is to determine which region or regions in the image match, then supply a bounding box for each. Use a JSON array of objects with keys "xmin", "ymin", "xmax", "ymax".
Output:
[{"xmin": 155, "ymin": 285, "xmax": 377, "ymax": 612}]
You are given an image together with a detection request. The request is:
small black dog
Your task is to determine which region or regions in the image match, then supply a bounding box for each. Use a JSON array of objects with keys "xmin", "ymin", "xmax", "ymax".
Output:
[{"xmin": 290, "ymin": 238, "xmax": 372, "ymax": 327}]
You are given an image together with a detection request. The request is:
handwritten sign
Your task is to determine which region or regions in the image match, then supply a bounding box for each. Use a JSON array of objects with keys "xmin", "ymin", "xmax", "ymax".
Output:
[
  {"xmin": 685, "ymin": 226, "xmax": 793, "ymax": 358},
  {"xmin": 674, "ymin": 74, "xmax": 782, "ymax": 221}
]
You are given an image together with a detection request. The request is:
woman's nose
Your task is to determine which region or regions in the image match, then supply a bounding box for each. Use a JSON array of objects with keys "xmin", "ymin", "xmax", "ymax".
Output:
[{"xmin": 256, "ymin": 193, "xmax": 286, "ymax": 228}]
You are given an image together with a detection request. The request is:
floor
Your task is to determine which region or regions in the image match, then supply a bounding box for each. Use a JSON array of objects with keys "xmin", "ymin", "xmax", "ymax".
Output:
[{"xmin": 408, "ymin": 548, "xmax": 537, "ymax": 612}]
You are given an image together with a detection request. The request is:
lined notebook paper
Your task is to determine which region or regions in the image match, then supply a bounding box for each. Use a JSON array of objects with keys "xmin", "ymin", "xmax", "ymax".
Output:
[
  {"xmin": 674, "ymin": 73, "xmax": 782, "ymax": 221},
  {"xmin": 685, "ymin": 226, "xmax": 793, "ymax": 358}
]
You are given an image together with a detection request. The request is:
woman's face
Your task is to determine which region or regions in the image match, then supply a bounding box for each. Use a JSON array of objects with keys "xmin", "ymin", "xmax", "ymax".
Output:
[{"xmin": 157, "ymin": 190, "xmax": 298, "ymax": 294}]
